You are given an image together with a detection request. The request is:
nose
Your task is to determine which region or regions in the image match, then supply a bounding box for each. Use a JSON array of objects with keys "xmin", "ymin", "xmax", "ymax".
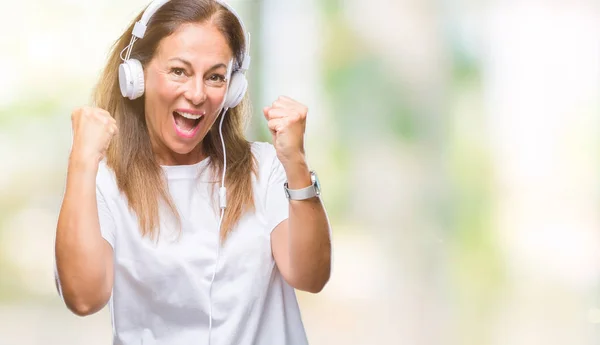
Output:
[{"xmin": 184, "ymin": 77, "xmax": 207, "ymax": 105}]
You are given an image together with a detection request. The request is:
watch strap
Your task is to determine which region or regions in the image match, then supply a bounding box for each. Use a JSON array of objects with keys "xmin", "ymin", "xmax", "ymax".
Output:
[{"xmin": 284, "ymin": 182, "xmax": 317, "ymax": 200}]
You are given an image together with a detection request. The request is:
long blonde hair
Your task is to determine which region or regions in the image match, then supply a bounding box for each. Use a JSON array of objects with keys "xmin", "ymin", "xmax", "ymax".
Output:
[{"xmin": 93, "ymin": 0, "xmax": 257, "ymax": 242}]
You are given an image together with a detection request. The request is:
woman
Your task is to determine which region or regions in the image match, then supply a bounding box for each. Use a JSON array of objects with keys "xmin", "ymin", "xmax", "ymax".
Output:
[{"xmin": 54, "ymin": 0, "xmax": 332, "ymax": 344}]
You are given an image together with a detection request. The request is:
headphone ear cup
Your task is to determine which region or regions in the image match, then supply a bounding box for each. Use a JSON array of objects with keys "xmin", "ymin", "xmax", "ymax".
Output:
[
  {"xmin": 118, "ymin": 59, "xmax": 145, "ymax": 100},
  {"xmin": 223, "ymin": 72, "xmax": 248, "ymax": 109}
]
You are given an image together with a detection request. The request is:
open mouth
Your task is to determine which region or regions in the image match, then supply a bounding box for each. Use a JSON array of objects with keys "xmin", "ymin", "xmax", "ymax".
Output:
[{"xmin": 172, "ymin": 111, "xmax": 203, "ymax": 138}]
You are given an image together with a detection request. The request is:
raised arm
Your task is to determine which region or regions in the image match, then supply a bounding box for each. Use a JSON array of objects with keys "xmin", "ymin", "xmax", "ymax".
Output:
[
  {"xmin": 55, "ymin": 107, "xmax": 118, "ymax": 316},
  {"xmin": 264, "ymin": 97, "xmax": 332, "ymax": 293}
]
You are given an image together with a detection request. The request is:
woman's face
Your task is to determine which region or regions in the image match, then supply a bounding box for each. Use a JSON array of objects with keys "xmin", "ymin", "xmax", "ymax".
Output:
[{"xmin": 144, "ymin": 22, "xmax": 234, "ymax": 165}]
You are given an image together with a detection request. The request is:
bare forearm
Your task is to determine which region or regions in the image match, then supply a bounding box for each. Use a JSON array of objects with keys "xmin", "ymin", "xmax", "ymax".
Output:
[
  {"xmin": 55, "ymin": 158, "xmax": 112, "ymax": 315},
  {"xmin": 285, "ymin": 162, "xmax": 332, "ymax": 292}
]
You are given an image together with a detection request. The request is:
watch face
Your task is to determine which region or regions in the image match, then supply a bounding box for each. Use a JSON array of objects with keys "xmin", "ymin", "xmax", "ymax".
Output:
[{"xmin": 311, "ymin": 170, "xmax": 321, "ymax": 195}]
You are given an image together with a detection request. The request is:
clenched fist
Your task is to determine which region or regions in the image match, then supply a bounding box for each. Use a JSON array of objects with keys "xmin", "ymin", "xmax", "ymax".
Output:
[
  {"xmin": 70, "ymin": 106, "xmax": 118, "ymax": 167},
  {"xmin": 263, "ymin": 96, "xmax": 307, "ymax": 168}
]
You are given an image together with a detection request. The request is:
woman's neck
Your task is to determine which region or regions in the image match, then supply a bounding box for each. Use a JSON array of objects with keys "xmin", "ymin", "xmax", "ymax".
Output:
[{"xmin": 153, "ymin": 142, "xmax": 206, "ymax": 166}]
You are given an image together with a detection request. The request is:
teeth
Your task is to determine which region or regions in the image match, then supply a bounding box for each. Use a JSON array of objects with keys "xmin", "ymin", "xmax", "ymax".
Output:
[{"xmin": 175, "ymin": 111, "xmax": 203, "ymax": 120}]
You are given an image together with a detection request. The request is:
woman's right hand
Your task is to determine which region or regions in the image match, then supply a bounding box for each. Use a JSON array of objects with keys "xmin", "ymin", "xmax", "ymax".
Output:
[{"xmin": 70, "ymin": 106, "xmax": 118, "ymax": 167}]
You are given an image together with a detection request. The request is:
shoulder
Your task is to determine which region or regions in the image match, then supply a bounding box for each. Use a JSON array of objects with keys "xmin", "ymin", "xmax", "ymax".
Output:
[
  {"xmin": 96, "ymin": 159, "xmax": 120, "ymax": 196},
  {"xmin": 250, "ymin": 141, "xmax": 277, "ymax": 164},
  {"xmin": 250, "ymin": 141, "xmax": 282, "ymax": 171},
  {"xmin": 249, "ymin": 141, "xmax": 286, "ymax": 185}
]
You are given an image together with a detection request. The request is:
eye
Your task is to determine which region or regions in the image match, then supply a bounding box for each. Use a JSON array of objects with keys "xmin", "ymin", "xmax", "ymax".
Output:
[
  {"xmin": 209, "ymin": 74, "xmax": 226, "ymax": 82},
  {"xmin": 170, "ymin": 68, "xmax": 186, "ymax": 77}
]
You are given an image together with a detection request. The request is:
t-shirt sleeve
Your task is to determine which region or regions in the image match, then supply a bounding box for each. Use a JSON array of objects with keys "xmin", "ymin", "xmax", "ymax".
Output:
[
  {"xmin": 264, "ymin": 145, "xmax": 290, "ymax": 233},
  {"xmin": 96, "ymin": 185, "xmax": 116, "ymax": 249},
  {"xmin": 54, "ymin": 258, "xmax": 64, "ymax": 300}
]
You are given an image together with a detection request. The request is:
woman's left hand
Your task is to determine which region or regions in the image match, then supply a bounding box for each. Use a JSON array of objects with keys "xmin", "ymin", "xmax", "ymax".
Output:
[{"xmin": 263, "ymin": 96, "xmax": 308, "ymax": 167}]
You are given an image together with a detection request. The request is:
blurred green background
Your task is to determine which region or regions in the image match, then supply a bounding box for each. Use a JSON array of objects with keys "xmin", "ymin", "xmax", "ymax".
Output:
[{"xmin": 1, "ymin": 0, "xmax": 600, "ymax": 344}]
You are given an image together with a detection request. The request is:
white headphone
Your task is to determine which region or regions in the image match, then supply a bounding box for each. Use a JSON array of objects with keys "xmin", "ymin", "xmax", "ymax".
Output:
[{"xmin": 118, "ymin": 0, "xmax": 251, "ymax": 110}]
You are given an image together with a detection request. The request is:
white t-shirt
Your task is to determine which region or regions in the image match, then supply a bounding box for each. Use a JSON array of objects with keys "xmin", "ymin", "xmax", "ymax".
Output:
[{"xmin": 61, "ymin": 142, "xmax": 309, "ymax": 345}]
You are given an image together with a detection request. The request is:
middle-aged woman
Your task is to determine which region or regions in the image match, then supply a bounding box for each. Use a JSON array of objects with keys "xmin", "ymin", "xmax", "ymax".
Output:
[{"xmin": 54, "ymin": 0, "xmax": 332, "ymax": 344}]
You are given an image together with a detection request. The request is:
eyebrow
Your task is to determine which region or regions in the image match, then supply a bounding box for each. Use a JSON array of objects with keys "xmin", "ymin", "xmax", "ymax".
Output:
[{"xmin": 168, "ymin": 57, "xmax": 227, "ymax": 72}]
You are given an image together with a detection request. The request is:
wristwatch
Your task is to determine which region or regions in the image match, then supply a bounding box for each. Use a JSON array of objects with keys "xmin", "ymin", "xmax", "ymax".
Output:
[{"xmin": 284, "ymin": 170, "xmax": 321, "ymax": 200}]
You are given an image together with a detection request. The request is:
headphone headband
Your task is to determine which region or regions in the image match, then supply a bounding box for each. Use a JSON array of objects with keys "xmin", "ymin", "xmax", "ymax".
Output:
[
  {"xmin": 119, "ymin": 0, "xmax": 250, "ymax": 104},
  {"xmin": 130, "ymin": 0, "xmax": 250, "ymax": 71}
]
